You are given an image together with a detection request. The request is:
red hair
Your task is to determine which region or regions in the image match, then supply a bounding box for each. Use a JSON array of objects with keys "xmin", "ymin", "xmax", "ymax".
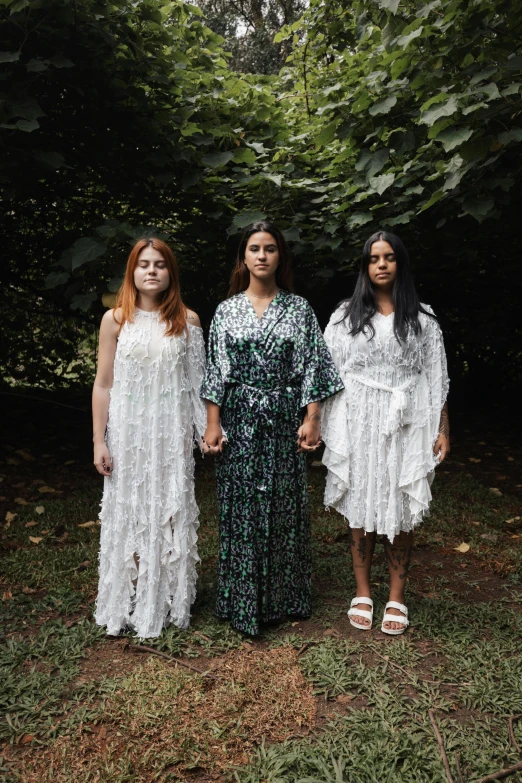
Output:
[{"xmin": 115, "ymin": 238, "xmax": 186, "ymax": 336}]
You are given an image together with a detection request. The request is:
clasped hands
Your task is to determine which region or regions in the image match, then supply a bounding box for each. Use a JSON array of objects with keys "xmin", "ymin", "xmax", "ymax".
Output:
[{"xmin": 201, "ymin": 419, "xmax": 322, "ymax": 455}]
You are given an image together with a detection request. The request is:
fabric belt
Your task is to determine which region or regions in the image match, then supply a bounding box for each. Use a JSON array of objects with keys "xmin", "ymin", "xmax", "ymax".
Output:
[{"xmin": 344, "ymin": 371, "xmax": 422, "ymax": 436}]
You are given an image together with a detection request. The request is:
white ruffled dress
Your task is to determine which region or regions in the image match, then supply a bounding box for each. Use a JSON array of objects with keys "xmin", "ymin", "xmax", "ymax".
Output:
[
  {"xmin": 95, "ymin": 309, "xmax": 207, "ymax": 637},
  {"xmin": 321, "ymin": 305, "xmax": 449, "ymax": 542}
]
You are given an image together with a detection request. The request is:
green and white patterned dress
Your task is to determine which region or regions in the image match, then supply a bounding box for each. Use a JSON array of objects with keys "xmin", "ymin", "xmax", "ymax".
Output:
[{"xmin": 201, "ymin": 291, "xmax": 343, "ymax": 635}]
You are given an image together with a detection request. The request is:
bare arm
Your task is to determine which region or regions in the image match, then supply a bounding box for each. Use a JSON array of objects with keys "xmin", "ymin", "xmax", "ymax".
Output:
[
  {"xmin": 92, "ymin": 309, "xmax": 119, "ymax": 475},
  {"xmin": 202, "ymin": 400, "xmax": 226, "ymax": 454},
  {"xmin": 186, "ymin": 308, "xmax": 201, "ymax": 327}
]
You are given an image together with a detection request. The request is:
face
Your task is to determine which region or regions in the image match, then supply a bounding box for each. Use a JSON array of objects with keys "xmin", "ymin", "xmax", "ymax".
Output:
[
  {"xmin": 367, "ymin": 239, "xmax": 397, "ymax": 290},
  {"xmin": 133, "ymin": 246, "xmax": 170, "ymax": 298},
  {"xmin": 243, "ymin": 232, "xmax": 280, "ymax": 282}
]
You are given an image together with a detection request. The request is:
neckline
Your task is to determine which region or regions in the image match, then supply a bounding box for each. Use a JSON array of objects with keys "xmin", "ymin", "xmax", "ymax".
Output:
[
  {"xmin": 242, "ymin": 289, "xmax": 282, "ymax": 321},
  {"xmin": 376, "ymin": 310, "xmax": 394, "ymax": 319},
  {"xmin": 135, "ymin": 307, "xmax": 159, "ymax": 316}
]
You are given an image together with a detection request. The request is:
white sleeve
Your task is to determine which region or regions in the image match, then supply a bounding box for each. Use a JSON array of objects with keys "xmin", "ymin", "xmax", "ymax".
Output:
[
  {"xmin": 421, "ymin": 305, "xmax": 449, "ymax": 443},
  {"xmin": 186, "ymin": 325, "xmax": 207, "ymax": 445}
]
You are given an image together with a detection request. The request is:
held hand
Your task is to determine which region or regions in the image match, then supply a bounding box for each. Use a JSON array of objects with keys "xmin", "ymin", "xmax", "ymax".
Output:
[
  {"xmin": 94, "ymin": 443, "xmax": 113, "ymax": 476},
  {"xmin": 297, "ymin": 421, "xmax": 322, "ymax": 453},
  {"xmin": 433, "ymin": 434, "xmax": 450, "ymax": 463},
  {"xmin": 202, "ymin": 424, "xmax": 227, "ymax": 455}
]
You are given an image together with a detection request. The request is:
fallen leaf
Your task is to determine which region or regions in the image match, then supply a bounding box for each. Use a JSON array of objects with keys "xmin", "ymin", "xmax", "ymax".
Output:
[
  {"xmin": 15, "ymin": 449, "xmax": 35, "ymax": 461},
  {"xmin": 480, "ymin": 533, "xmax": 498, "ymax": 543},
  {"xmin": 64, "ymin": 460, "xmax": 76, "ymax": 466},
  {"xmin": 6, "ymin": 458, "xmax": 20, "ymax": 466},
  {"xmin": 14, "ymin": 497, "xmax": 28, "ymax": 505},
  {"xmin": 5, "ymin": 511, "xmax": 17, "ymax": 523},
  {"xmin": 29, "ymin": 536, "xmax": 43, "ymax": 544},
  {"xmin": 496, "ymin": 475, "xmax": 507, "ymax": 481},
  {"xmin": 489, "ymin": 488, "xmax": 503, "ymax": 496},
  {"xmin": 22, "ymin": 586, "xmax": 36, "ymax": 594},
  {"xmin": 41, "ymin": 530, "xmax": 50, "ymax": 535},
  {"xmin": 507, "ymin": 457, "xmax": 515, "ymax": 462},
  {"xmin": 323, "ymin": 628, "xmax": 342, "ymax": 638},
  {"xmin": 455, "ymin": 542, "xmax": 470, "ymax": 553},
  {"xmin": 2, "ymin": 590, "xmax": 13, "ymax": 600},
  {"xmin": 75, "ymin": 561, "xmax": 90, "ymax": 571},
  {"xmin": 38, "ymin": 486, "xmax": 56, "ymax": 494},
  {"xmin": 335, "ymin": 694, "xmax": 353, "ymax": 703},
  {"xmin": 478, "ymin": 441, "xmax": 486, "ymax": 445},
  {"xmin": 20, "ymin": 735, "xmax": 34, "ymax": 744},
  {"xmin": 77, "ymin": 520, "xmax": 97, "ymax": 528},
  {"xmin": 35, "ymin": 506, "xmax": 45, "ymax": 515},
  {"xmin": 471, "ymin": 520, "xmax": 481, "ymax": 526},
  {"xmin": 468, "ymin": 457, "xmax": 481, "ymax": 463},
  {"xmin": 25, "ymin": 521, "xmax": 38, "ymax": 528}
]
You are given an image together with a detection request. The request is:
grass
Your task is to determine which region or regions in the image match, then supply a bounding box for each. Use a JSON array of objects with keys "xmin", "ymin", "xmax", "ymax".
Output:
[{"xmin": 1, "ymin": 464, "xmax": 522, "ymax": 782}]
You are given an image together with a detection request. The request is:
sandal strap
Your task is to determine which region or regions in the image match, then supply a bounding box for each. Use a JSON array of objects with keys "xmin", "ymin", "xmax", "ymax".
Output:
[
  {"xmin": 382, "ymin": 613, "xmax": 409, "ymax": 627},
  {"xmin": 348, "ymin": 607, "xmax": 373, "ymax": 621},
  {"xmin": 385, "ymin": 601, "xmax": 408, "ymax": 615},
  {"xmin": 350, "ymin": 597, "xmax": 373, "ymax": 609}
]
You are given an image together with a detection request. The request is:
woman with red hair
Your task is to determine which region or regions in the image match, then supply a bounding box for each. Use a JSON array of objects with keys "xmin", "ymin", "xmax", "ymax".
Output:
[{"xmin": 92, "ymin": 238, "xmax": 206, "ymax": 638}]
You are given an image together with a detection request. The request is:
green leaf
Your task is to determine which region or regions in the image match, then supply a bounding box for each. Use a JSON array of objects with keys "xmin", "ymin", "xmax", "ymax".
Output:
[
  {"xmin": 50, "ymin": 54, "xmax": 74, "ymax": 68},
  {"xmin": 418, "ymin": 189, "xmax": 444, "ymax": 212},
  {"xmin": 231, "ymin": 210, "xmax": 267, "ymax": 231},
  {"xmin": 419, "ymin": 96, "xmax": 458, "ymax": 125},
  {"xmin": 462, "ymin": 198, "xmax": 494, "ymax": 222},
  {"xmin": 369, "ymin": 173, "xmax": 395, "ymax": 194},
  {"xmin": 108, "ymin": 276, "xmax": 123, "ymax": 293},
  {"xmin": 1, "ymin": 119, "xmax": 39, "ymax": 132},
  {"xmin": 70, "ymin": 293, "xmax": 97, "ymax": 312},
  {"xmin": 316, "ymin": 122, "xmax": 338, "ymax": 146},
  {"xmin": 436, "ymin": 127, "xmax": 473, "ymax": 152},
  {"xmin": 233, "ymin": 148, "xmax": 256, "ymax": 165},
  {"xmin": 476, "ymin": 82, "xmax": 501, "ymax": 102},
  {"xmin": 369, "ymin": 95, "xmax": 397, "ymax": 116},
  {"xmin": 262, "ymin": 173, "xmax": 283, "ymax": 186},
  {"xmin": 45, "ymin": 271, "xmax": 70, "ymax": 289},
  {"xmin": 0, "ymin": 51, "xmax": 19, "ymax": 63},
  {"xmin": 387, "ymin": 211, "xmax": 414, "ymax": 225},
  {"xmin": 498, "ymin": 129, "xmax": 522, "ymax": 145},
  {"xmin": 397, "ymin": 25, "xmax": 423, "ymax": 48},
  {"xmin": 378, "ymin": 0, "xmax": 400, "ymax": 14},
  {"xmin": 34, "ymin": 152, "xmax": 65, "ymax": 168},
  {"xmin": 443, "ymin": 170, "xmax": 463, "ymax": 191},
  {"xmin": 502, "ymin": 83, "xmax": 521, "ymax": 97},
  {"xmin": 26, "ymin": 58, "xmax": 49, "ymax": 72},
  {"xmin": 347, "ymin": 212, "xmax": 373, "ymax": 228},
  {"xmin": 69, "ymin": 238, "xmax": 107, "ymax": 271},
  {"xmin": 201, "ymin": 151, "xmax": 234, "ymax": 168}
]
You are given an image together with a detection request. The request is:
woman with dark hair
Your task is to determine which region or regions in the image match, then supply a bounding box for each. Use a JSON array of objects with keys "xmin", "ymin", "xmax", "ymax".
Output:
[
  {"xmin": 321, "ymin": 231, "xmax": 449, "ymax": 635},
  {"xmin": 92, "ymin": 238, "xmax": 206, "ymax": 637},
  {"xmin": 201, "ymin": 221, "xmax": 343, "ymax": 635}
]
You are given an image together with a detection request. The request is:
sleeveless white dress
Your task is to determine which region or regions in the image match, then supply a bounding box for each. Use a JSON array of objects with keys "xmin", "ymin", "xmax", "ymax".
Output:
[
  {"xmin": 321, "ymin": 305, "xmax": 449, "ymax": 542},
  {"xmin": 95, "ymin": 309, "xmax": 206, "ymax": 638}
]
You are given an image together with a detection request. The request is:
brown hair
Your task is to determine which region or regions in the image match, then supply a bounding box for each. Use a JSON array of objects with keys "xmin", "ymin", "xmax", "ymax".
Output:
[
  {"xmin": 115, "ymin": 238, "xmax": 186, "ymax": 336},
  {"xmin": 227, "ymin": 221, "xmax": 294, "ymax": 297}
]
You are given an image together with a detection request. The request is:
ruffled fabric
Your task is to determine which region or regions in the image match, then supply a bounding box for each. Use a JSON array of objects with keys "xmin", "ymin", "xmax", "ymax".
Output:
[
  {"xmin": 95, "ymin": 311, "xmax": 206, "ymax": 637},
  {"xmin": 321, "ymin": 305, "xmax": 449, "ymax": 542}
]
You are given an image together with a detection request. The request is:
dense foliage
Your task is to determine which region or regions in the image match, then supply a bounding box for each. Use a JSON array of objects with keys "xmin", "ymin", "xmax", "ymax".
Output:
[{"xmin": 1, "ymin": 0, "xmax": 521, "ymax": 389}]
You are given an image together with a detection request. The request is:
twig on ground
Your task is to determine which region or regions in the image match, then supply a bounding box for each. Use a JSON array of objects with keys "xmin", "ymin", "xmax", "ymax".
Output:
[
  {"xmin": 193, "ymin": 631, "xmax": 213, "ymax": 643},
  {"xmin": 297, "ymin": 642, "xmax": 311, "ymax": 657},
  {"xmin": 454, "ymin": 752, "xmax": 465, "ymax": 783},
  {"xmin": 508, "ymin": 713, "xmax": 522, "ymax": 754},
  {"xmin": 428, "ymin": 709, "xmax": 456, "ymax": 783},
  {"xmin": 132, "ymin": 644, "xmax": 221, "ymax": 680},
  {"xmin": 477, "ymin": 759, "xmax": 522, "ymax": 782}
]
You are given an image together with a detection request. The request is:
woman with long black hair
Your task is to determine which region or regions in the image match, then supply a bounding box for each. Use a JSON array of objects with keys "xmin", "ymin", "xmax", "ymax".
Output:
[
  {"xmin": 322, "ymin": 231, "xmax": 449, "ymax": 635},
  {"xmin": 201, "ymin": 221, "xmax": 343, "ymax": 635}
]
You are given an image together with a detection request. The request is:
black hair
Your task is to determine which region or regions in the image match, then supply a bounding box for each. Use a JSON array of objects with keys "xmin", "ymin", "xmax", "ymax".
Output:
[
  {"xmin": 228, "ymin": 220, "xmax": 293, "ymax": 296},
  {"xmin": 338, "ymin": 230, "xmax": 436, "ymax": 342}
]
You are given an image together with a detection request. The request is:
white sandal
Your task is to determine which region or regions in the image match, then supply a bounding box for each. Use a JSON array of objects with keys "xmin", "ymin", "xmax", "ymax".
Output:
[
  {"xmin": 381, "ymin": 601, "xmax": 409, "ymax": 636},
  {"xmin": 347, "ymin": 597, "xmax": 373, "ymax": 631}
]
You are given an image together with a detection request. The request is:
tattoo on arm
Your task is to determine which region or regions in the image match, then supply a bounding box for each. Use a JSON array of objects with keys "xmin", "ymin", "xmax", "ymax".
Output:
[
  {"xmin": 308, "ymin": 411, "xmax": 321, "ymax": 423},
  {"xmin": 439, "ymin": 402, "xmax": 449, "ymax": 438}
]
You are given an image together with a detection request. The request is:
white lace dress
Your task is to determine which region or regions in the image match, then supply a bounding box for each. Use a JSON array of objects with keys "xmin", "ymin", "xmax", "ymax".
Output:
[
  {"xmin": 94, "ymin": 310, "xmax": 207, "ymax": 637},
  {"xmin": 321, "ymin": 305, "xmax": 449, "ymax": 542}
]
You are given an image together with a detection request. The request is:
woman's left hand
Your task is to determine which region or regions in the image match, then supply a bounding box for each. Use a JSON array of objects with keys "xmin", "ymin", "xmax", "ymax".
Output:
[
  {"xmin": 297, "ymin": 421, "xmax": 322, "ymax": 453},
  {"xmin": 433, "ymin": 435, "xmax": 450, "ymax": 462}
]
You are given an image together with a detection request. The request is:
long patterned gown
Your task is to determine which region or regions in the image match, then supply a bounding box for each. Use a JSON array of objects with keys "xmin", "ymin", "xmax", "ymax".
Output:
[
  {"xmin": 95, "ymin": 310, "xmax": 207, "ymax": 638},
  {"xmin": 200, "ymin": 291, "xmax": 344, "ymax": 635},
  {"xmin": 321, "ymin": 304, "xmax": 449, "ymax": 542}
]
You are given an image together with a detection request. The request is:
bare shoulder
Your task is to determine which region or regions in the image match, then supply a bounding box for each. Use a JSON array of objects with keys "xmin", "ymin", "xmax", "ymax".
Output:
[
  {"xmin": 100, "ymin": 308, "xmax": 120, "ymax": 335},
  {"xmin": 186, "ymin": 309, "xmax": 201, "ymax": 328}
]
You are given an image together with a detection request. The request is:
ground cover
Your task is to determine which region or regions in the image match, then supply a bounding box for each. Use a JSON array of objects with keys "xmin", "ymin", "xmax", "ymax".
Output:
[{"xmin": 1, "ymin": 397, "xmax": 522, "ymax": 782}]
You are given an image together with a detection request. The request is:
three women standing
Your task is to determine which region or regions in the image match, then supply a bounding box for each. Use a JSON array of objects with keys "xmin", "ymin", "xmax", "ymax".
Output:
[{"xmin": 201, "ymin": 222, "xmax": 343, "ymax": 635}]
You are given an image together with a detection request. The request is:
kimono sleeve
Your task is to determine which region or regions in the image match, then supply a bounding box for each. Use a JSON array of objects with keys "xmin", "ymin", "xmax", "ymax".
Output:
[
  {"xmin": 200, "ymin": 312, "xmax": 226, "ymax": 407},
  {"xmin": 186, "ymin": 325, "xmax": 207, "ymax": 443},
  {"xmin": 299, "ymin": 303, "xmax": 344, "ymax": 408},
  {"xmin": 421, "ymin": 305, "xmax": 450, "ymax": 443}
]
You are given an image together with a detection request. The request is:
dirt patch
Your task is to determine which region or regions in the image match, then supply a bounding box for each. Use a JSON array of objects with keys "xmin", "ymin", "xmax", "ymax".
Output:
[{"xmin": 18, "ymin": 646, "xmax": 316, "ymax": 782}]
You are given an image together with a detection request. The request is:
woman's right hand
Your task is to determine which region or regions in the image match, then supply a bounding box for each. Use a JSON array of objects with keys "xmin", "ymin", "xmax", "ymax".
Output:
[
  {"xmin": 94, "ymin": 443, "xmax": 113, "ymax": 476},
  {"xmin": 202, "ymin": 424, "xmax": 226, "ymax": 455}
]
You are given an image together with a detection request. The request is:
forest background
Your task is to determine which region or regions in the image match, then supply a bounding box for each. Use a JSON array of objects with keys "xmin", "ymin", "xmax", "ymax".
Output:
[{"xmin": 1, "ymin": 0, "xmax": 522, "ymax": 399}]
